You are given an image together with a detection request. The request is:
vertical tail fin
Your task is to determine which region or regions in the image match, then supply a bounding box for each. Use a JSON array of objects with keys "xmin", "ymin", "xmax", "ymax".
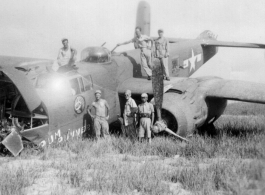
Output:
[
  {"xmin": 135, "ymin": 1, "xmax": 151, "ymax": 36},
  {"xmin": 197, "ymin": 30, "xmax": 219, "ymax": 63},
  {"xmin": 197, "ymin": 30, "xmax": 218, "ymax": 40}
]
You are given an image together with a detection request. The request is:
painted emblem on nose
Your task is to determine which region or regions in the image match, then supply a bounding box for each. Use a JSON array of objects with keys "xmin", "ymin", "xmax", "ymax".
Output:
[{"xmin": 74, "ymin": 96, "xmax": 85, "ymax": 114}]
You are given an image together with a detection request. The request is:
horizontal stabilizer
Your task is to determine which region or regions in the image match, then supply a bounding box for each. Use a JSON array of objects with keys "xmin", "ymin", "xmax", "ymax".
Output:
[
  {"xmin": 201, "ymin": 40, "xmax": 265, "ymax": 49},
  {"xmin": 167, "ymin": 38, "xmax": 265, "ymax": 49}
]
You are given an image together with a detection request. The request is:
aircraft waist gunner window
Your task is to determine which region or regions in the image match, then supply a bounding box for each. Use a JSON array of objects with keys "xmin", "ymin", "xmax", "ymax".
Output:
[{"xmin": 81, "ymin": 47, "xmax": 111, "ymax": 64}]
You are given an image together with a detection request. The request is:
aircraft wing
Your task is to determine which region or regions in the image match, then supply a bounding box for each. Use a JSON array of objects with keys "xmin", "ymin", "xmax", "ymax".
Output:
[
  {"xmin": 120, "ymin": 77, "xmax": 265, "ymax": 105},
  {"xmin": 118, "ymin": 77, "xmax": 184, "ymax": 95},
  {"xmin": 205, "ymin": 79, "xmax": 265, "ymax": 104}
]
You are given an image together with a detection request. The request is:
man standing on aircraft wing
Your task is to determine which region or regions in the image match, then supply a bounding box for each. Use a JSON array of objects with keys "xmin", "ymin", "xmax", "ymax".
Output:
[
  {"xmin": 154, "ymin": 29, "xmax": 170, "ymax": 81},
  {"xmin": 123, "ymin": 90, "xmax": 138, "ymax": 139},
  {"xmin": 52, "ymin": 38, "xmax": 77, "ymax": 71},
  {"xmin": 87, "ymin": 90, "xmax": 110, "ymax": 140},
  {"xmin": 117, "ymin": 27, "xmax": 153, "ymax": 80},
  {"xmin": 137, "ymin": 93, "xmax": 154, "ymax": 144}
]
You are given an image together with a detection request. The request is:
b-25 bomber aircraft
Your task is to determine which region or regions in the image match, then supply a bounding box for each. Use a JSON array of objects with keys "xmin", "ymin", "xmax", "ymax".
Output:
[{"xmin": 1, "ymin": 1, "xmax": 265, "ymax": 156}]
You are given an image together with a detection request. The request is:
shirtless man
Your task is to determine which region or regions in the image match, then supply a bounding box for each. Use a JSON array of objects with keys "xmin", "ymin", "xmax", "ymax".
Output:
[{"xmin": 87, "ymin": 90, "xmax": 110, "ymax": 139}]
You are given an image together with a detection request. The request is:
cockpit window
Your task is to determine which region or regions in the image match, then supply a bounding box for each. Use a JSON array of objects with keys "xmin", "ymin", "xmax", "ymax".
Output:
[
  {"xmin": 69, "ymin": 78, "xmax": 81, "ymax": 95},
  {"xmin": 69, "ymin": 76, "xmax": 92, "ymax": 95},
  {"xmin": 78, "ymin": 77, "xmax": 85, "ymax": 92},
  {"xmin": 83, "ymin": 77, "xmax": 92, "ymax": 91}
]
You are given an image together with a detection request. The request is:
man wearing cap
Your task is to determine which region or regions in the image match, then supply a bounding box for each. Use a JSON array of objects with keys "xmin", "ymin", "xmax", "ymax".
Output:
[
  {"xmin": 57, "ymin": 38, "xmax": 77, "ymax": 68},
  {"xmin": 87, "ymin": 90, "xmax": 110, "ymax": 139},
  {"xmin": 154, "ymin": 29, "xmax": 170, "ymax": 81},
  {"xmin": 117, "ymin": 27, "xmax": 153, "ymax": 80},
  {"xmin": 122, "ymin": 90, "xmax": 138, "ymax": 138},
  {"xmin": 137, "ymin": 93, "xmax": 154, "ymax": 143}
]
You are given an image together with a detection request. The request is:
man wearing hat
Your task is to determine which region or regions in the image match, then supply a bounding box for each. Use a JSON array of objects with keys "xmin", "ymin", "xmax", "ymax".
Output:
[
  {"xmin": 137, "ymin": 93, "xmax": 154, "ymax": 143},
  {"xmin": 154, "ymin": 29, "xmax": 170, "ymax": 81},
  {"xmin": 117, "ymin": 27, "xmax": 153, "ymax": 80},
  {"xmin": 56, "ymin": 38, "xmax": 77, "ymax": 68},
  {"xmin": 87, "ymin": 90, "xmax": 110, "ymax": 139},
  {"xmin": 122, "ymin": 89, "xmax": 138, "ymax": 138}
]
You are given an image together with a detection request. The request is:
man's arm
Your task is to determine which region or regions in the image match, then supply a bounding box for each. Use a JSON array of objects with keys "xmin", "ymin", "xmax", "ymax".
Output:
[
  {"xmin": 57, "ymin": 49, "xmax": 62, "ymax": 60},
  {"xmin": 105, "ymin": 100, "xmax": 110, "ymax": 120},
  {"xmin": 57, "ymin": 49, "xmax": 63, "ymax": 66},
  {"xmin": 142, "ymin": 35, "xmax": 153, "ymax": 41},
  {"xmin": 70, "ymin": 47, "xmax": 77, "ymax": 59},
  {"xmin": 150, "ymin": 104, "xmax": 155, "ymax": 126},
  {"xmin": 87, "ymin": 104, "xmax": 95, "ymax": 119},
  {"xmin": 165, "ymin": 38, "xmax": 170, "ymax": 57},
  {"xmin": 117, "ymin": 39, "xmax": 134, "ymax": 46},
  {"xmin": 136, "ymin": 106, "xmax": 140, "ymax": 126}
]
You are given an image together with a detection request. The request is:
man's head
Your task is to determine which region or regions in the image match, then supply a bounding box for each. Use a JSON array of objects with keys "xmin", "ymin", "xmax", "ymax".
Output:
[
  {"xmin": 158, "ymin": 29, "xmax": 164, "ymax": 38},
  {"xmin": 141, "ymin": 93, "xmax": 148, "ymax": 103},
  {"xmin": 95, "ymin": 90, "xmax": 102, "ymax": 100},
  {"xmin": 125, "ymin": 90, "xmax": 131, "ymax": 100},
  {"xmin": 135, "ymin": 27, "xmax": 142, "ymax": 38},
  {"xmin": 61, "ymin": 38, "xmax": 68, "ymax": 48}
]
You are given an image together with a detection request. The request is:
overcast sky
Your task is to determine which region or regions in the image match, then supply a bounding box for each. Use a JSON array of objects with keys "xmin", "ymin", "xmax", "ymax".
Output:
[{"xmin": 0, "ymin": 0, "xmax": 265, "ymax": 82}]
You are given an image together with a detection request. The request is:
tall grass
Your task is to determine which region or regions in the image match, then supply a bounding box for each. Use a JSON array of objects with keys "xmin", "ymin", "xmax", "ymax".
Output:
[
  {"xmin": 1, "ymin": 102, "xmax": 264, "ymax": 194},
  {"xmin": 0, "ymin": 163, "xmax": 43, "ymax": 195}
]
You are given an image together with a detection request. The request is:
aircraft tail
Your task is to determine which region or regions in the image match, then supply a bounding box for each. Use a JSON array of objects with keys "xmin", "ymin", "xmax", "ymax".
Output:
[
  {"xmin": 197, "ymin": 30, "xmax": 219, "ymax": 63},
  {"xmin": 135, "ymin": 1, "xmax": 150, "ymax": 36}
]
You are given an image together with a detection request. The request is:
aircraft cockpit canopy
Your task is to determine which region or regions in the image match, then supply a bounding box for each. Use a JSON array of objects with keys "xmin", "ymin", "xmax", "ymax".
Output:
[{"xmin": 81, "ymin": 47, "xmax": 111, "ymax": 64}]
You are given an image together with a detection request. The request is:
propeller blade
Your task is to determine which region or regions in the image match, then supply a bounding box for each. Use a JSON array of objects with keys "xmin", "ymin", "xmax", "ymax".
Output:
[
  {"xmin": 164, "ymin": 128, "xmax": 189, "ymax": 142},
  {"xmin": 152, "ymin": 58, "xmax": 164, "ymax": 121}
]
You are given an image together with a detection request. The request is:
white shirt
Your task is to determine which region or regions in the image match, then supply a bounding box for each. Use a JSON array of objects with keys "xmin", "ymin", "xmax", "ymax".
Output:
[
  {"xmin": 57, "ymin": 46, "xmax": 74, "ymax": 66},
  {"xmin": 123, "ymin": 97, "xmax": 137, "ymax": 126}
]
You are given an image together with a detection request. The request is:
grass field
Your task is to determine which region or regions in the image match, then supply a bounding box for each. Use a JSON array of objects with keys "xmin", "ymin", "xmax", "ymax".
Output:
[{"xmin": 0, "ymin": 102, "xmax": 264, "ymax": 195}]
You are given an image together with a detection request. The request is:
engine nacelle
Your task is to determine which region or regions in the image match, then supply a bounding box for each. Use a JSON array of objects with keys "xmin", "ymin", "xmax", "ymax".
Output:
[{"xmin": 161, "ymin": 91, "xmax": 227, "ymax": 137}]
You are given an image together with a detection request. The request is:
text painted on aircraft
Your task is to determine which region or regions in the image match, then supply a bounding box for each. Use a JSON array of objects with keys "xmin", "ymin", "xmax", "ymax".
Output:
[
  {"xmin": 39, "ymin": 124, "xmax": 91, "ymax": 147},
  {"xmin": 183, "ymin": 49, "xmax": 202, "ymax": 72}
]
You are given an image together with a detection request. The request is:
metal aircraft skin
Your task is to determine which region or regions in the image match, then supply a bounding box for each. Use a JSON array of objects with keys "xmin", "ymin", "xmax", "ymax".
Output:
[{"xmin": 1, "ymin": 1, "xmax": 265, "ymax": 156}]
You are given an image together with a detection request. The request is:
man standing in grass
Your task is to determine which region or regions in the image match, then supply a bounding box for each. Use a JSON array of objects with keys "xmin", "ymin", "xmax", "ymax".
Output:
[
  {"xmin": 123, "ymin": 90, "xmax": 138, "ymax": 139},
  {"xmin": 137, "ymin": 93, "xmax": 154, "ymax": 143},
  {"xmin": 87, "ymin": 90, "xmax": 110, "ymax": 140}
]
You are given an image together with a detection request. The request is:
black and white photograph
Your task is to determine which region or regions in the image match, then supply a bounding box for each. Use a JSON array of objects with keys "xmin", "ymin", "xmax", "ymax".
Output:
[{"xmin": 0, "ymin": 0, "xmax": 264, "ymax": 194}]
